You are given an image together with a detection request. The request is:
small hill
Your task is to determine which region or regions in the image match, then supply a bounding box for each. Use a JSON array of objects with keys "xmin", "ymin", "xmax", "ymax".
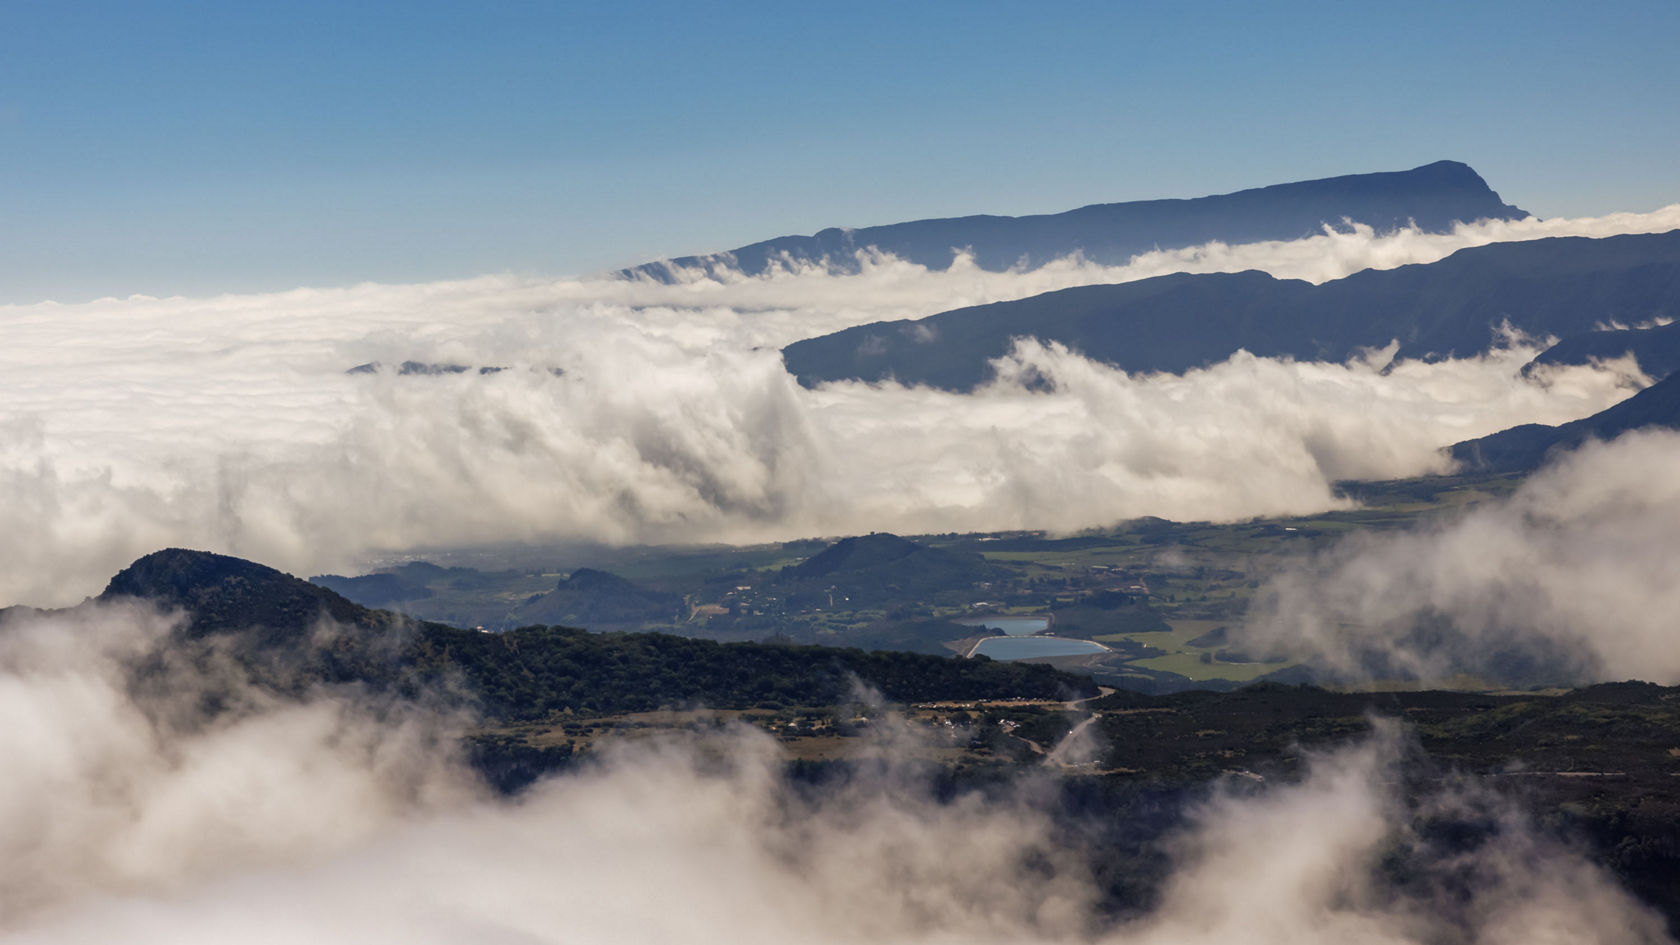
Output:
[
  {"xmin": 102, "ymin": 548, "xmax": 380, "ymax": 638},
  {"xmin": 511, "ymin": 568, "xmax": 683, "ymax": 628},
  {"xmin": 625, "ymin": 160, "xmax": 1525, "ymax": 280},
  {"xmin": 778, "ymin": 534, "xmax": 1001, "ymax": 610},
  {"xmin": 790, "ymin": 533, "xmax": 923, "ymax": 578},
  {"xmin": 1450, "ymin": 371, "xmax": 1680, "ymax": 473}
]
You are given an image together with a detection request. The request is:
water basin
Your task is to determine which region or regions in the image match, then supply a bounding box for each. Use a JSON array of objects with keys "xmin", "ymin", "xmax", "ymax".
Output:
[{"xmin": 971, "ymin": 636, "xmax": 1109, "ymax": 660}]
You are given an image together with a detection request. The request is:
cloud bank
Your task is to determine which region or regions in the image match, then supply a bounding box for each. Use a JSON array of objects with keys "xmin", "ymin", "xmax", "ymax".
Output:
[
  {"xmin": 1240, "ymin": 429, "xmax": 1680, "ymax": 685},
  {"xmin": 0, "ymin": 605, "xmax": 1667, "ymax": 945},
  {"xmin": 2, "ymin": 207, "xmax": 1675, "ymax": 605}
]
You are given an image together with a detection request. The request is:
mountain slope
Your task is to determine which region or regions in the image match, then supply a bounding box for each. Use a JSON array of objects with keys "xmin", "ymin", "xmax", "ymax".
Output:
[
  {"xmin": 790, "ymin": 533, "xmax": 926, "ymax": 578},
  {"xmin": 103, "ymin": 548, "xmax": 384, "ymax": 638},
  {"xmin": 510, "ymin": 568, "xmax": 684, "ymax": 629},
  {"xmin": 1525, "ymin": 321, "xmax": 1680, "ymax": 381},
  {"xmin": 783, "ymin": 230, "xmax": 1680, "ymax": 390},
  {"xmin": 626, "ymin": 161, "xmax": 1526, "ymax": 280},
  {"xmin": 776, "ymin": 534, "xmax": 1001, "ymax": 609},
  {"xmin": 1450, "ymin": 371, "xmax": 1680, "ymax": 473}
]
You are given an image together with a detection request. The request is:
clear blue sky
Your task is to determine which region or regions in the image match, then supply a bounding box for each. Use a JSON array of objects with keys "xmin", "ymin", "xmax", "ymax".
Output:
[{"xmin": 3, "ymin": 0, "xmax": 1677, "ymax": 303}]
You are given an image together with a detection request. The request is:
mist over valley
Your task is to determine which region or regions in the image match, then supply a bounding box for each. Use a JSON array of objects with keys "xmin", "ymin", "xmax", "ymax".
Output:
[{"xmin": 6, "ymin": 141, "xmax": 1680, "ymax": 945}]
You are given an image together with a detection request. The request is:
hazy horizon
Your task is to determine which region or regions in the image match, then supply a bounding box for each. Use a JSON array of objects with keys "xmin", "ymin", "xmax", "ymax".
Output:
[{"xmin": 5, "ymin": 1, "xmax": 1679, "ymax": 304}]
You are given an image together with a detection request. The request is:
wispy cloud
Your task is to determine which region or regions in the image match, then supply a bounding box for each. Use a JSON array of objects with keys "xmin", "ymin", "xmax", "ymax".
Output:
[{"xmin": 1241, "ymin": 429, "xmax": 1680, "ymax": 685}]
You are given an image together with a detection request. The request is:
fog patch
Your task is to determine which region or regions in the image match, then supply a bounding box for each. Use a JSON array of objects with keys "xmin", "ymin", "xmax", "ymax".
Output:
[
  {"xmin": 0, "ymin": 615, "xmax": 1662, "ymax": 944},
  {"xmin": 1240, "ymin": 429, "xmax": 1680, "ymax": 685},
  {"xmin": 0, "ymin": 603, "xmax": 477, "ymax": 926}
]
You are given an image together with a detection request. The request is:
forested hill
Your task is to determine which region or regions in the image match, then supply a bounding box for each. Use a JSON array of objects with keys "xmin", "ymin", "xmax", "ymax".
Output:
[
  {"xmin": 624, "ymin": 160, "xmax": 1526, "ymax": 280},
  {"xmin": 95, "ymin": 549, "xmax": 1095, "ymax": 719},
  {"xmin": 782, "ymin": 230, "xmax": 1680, "ymax": 391},
  {"xmin": 102, "ymin": 547, "xmax": 389, "ymax": 639}
]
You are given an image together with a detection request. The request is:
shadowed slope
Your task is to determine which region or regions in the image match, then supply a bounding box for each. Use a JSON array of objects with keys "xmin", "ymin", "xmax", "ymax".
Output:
[
  {"xmin": 1451, "ymin": 371, "xmax": 1680, "ymax": 473},
  {"xmin": 627, "ymin": 161, "xmax": 1526, "ymax": 280},
  {"xmin": 783, "ymin": 230, "xmax": 1680, "ymax": 390}
]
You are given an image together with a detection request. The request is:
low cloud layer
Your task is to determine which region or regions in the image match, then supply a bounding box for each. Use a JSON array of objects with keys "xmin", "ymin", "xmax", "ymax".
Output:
[
  {"xmin": 2, "ymin": 207, "xmax": 1675, "ymax": 605},
  {"xmin": 0, "ymin": 605, "xmax": 1667, "ymax": 944},
  {"xmin": 1241, "ymin": 429, "xmax": 1680, "ymax": 685},
  {"xmin": 0, "ymin": 604, "xmax": 477, "ymax": 924}
]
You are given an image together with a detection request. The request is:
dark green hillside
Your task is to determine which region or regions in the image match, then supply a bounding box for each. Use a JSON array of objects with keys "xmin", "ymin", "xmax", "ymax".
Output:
[
  {"xmin": 510, "ymin": 567, "xmax": 684, "ymax": 629},
  {"xmin": 407, "ymin": 625, "xmax": 1091, "ymax": 720},
  {"xmin": 790, "ymin": 532, "xmax": 923, "ymax": 576},
  {"xmin": 773, "ymin": 533, "xmax": 1004, "ymax": 612},
  {"xmin": 99, "ymin": 549, "xmax": 1093, "ymax": 719},
  {"xmin": 104, "ymin": 548, "xmax": 386, "ymax": 638}
]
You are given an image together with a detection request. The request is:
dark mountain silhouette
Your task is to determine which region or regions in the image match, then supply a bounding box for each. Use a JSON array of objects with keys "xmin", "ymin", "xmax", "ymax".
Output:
[
  {"xmin": 87, "ymin": 549, "xmax": 1092, "ymax": 727},
  {"xmin": 625, "ymin": 161, "xmax": 1526, "ymax": 280},
  {"xmin": 783, "ymin": 230, "xmax": 1680, "ymax": 391},
  {"xmin": 1525, "ymin": 320, "xmax": 1680, "ymax": 381},
  {"xmin": 511, "ymin": 568, "xmax": 683, "ymax": 628},
  {"xmin": 102, "ymin": 548, "xmax": 384, "ymax": 638},
  {"xmin": 1450, "ymin": 371, "xmax": 1680, "ymax": 473}
]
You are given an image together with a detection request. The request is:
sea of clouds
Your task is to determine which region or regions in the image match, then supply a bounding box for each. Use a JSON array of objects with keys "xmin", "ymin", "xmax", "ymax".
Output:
[
  {"xmin": 3, "ymin": 205, "xmax": 1678, "ymax": 606},
  {"xmin": 6, "ymin": 203, "xmax": 1680, "ymax": 941}
]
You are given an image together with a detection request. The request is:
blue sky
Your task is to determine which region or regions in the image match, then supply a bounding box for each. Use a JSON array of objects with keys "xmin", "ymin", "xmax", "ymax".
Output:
[{"xmin": 3, "ymin": 0, "xmax": 1678, "ymax": 303}]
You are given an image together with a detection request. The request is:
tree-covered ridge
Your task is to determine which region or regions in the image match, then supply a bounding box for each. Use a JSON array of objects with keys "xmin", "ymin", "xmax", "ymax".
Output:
[
  {"xmin": 103, "ymin": 548, "xmax": 388, "ymax": 637},
  {"xmin": 99, "ymin": 549, "xmax": 1094, "ymax": 721},
  {"xmin": 410, "ymin": 624, "xmax": 1091, "ymax": 721}
]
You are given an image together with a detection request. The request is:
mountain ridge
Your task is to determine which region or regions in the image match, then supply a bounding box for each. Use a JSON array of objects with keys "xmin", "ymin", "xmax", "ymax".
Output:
[
  {"xmin": 782, "ymin": 229, "xmax": 1680, "ymax": 391},
  {"xmin": 1450, "ymin": 371, "xmax": 1680, "ymax": 473},
  {"xmin": 624, "ymin": 160, "xmax": 1527, "ymax": 280}
]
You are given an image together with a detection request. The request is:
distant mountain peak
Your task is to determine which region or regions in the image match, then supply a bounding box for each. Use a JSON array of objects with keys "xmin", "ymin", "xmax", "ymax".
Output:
[
  {"xmin": 624, "ymin": 161, "xmax": 1529, "ymax": 281},
  {"xmin": 783, "ymin": 230, "xmax": 1680, "ymax": 391}
]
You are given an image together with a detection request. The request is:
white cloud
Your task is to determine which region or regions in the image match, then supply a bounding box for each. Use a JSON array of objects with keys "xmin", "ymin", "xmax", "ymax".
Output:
[
  {"xmin": 1240, "ymin": 429, "xmax": 1680, "ymax": 685},
  {"xmin": 0, "ymin": 208, "xmax": 1674, "ymax": 605}
]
